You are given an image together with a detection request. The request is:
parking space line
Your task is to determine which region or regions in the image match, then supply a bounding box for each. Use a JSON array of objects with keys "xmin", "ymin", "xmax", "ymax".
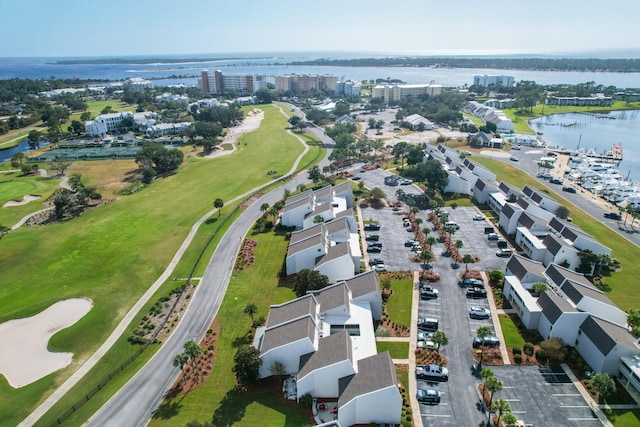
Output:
[
  {"xmin": 560, "ymin": 405, "xmax": 591, "ymax": 408},
  {"xmin": 505, "ymin": 399, "xmax": 521, "ymax": 402},
  {"xmin": 421, "ymin": 414, "xmax": 452, "ymax": 417},
  {"xmin": 553, "ymin": 393, "xmax": 581, "ymax": 397},
  {"xmin": 567, "ymin": 417, "xmax": 600, "ymax": 421}
]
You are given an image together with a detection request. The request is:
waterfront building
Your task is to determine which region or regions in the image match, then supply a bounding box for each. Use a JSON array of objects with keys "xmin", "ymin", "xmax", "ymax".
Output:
[
  {"xmin": 155, "ymin": 93, "xmax": 189, "ymax": 106},
  {"xmin": 371, "ymin": 83, "xmax": 442, "ymax": 103},
  {"xmin": 545, "ymin": 96, "xmax": 612, "ymax": 107},
  {"xmin": 197, "ymin": 70, "xmax": 266, "ymax": 95},
  {"xmin": 123, "ymin": 77, "xmax": 153, "ymax": 92},
  {"xmin": 84, "ymin": 111, "xmax": 157, "ymax": 136},
  {"xmin": 275, "ymin": 74, "xmax": 339, "ymax": 95},
  {"xmin": 473, "ymin": 74, "xmax": 515, "ymax": 88},
  {"xmin": 335, "ymin": 80, "xmax": 362, "ymax": 96}
]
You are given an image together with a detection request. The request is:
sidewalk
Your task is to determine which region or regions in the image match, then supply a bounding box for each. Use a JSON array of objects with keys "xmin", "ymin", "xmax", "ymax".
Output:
[
  {"xmin": 481, "ymin": 272, "xmax": 510, "ymax": 365},
  {"xmin": 407, "ymin": 271, "xmax": 424, "ymax": 427},
  {"xmin": 376, "ymin": 336, "xmax": 410, "ymax": 342},
  {"xmin": 562, "ymin": 363, "xmax": 614, "ymax": 427}
]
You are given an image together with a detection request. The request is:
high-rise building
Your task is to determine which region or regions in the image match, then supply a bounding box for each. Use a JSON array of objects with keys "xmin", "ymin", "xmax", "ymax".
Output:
[
  {"xmin": 473, "ymin": 75, "xmax": 515, "ymax": 88},
  {"xmin": 197, "ymin": 70, "xmax": 266, "ymax": 95},
  {"xmin": 371, "ymin": 83, "xmax": 442, "ymax": 103},
  {"xmin": 274, "ymin": 74, "xmax": 339, "ymax": 94}
]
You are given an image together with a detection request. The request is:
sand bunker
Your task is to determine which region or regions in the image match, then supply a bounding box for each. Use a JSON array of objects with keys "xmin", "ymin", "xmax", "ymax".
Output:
[
  {"xmin": 3, "ymin": 194, "xmax": 41, "ymax": 208},
  {"xmin": 206, "ymin": 109, "xmax": 264, "ymax": 158},
  {"xmin": 0, "ymin": 298, "xmax": 92, "ymax": 388}
]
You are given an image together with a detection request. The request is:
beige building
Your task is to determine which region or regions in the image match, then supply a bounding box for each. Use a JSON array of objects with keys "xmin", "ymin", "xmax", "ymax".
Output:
[
  {"xmin": 371, "ymin": 83, "xmax": 442, "ymax": 103},
  {"xmin": 275, "ymin": 74, "xmax": 339, "ymax": 94}
]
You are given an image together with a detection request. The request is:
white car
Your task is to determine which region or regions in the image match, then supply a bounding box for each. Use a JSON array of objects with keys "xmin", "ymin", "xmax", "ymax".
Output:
[
  {"xmin": 417, "ymin": 340, "xmax": 437, "ymax": 351},
  {"xmin": 469, "ymin": 307, "xmax": 491, "ymax": 319},
  {"xmin": 417, "ymin": 331, "xmax": 434, "ymax": 341},
  {"xmin": 373, "ymin": 264, "xmax": 388, "ymax": 272},
  {"xmin": 473, "ymin": 214, "xmax": 484, "ymax": 221}
]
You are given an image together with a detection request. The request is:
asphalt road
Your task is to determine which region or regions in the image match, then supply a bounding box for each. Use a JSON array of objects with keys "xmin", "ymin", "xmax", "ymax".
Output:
[{"xmin": 87, "ymin": 106, "xmax": 332, "ymax": 427}]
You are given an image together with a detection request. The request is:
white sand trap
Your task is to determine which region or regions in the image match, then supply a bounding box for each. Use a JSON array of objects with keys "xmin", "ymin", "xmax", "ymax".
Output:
[
  {"xmin": 206, "ymin": 109, "xmax": 264, "ymax": 159},
  {"xmin": 0, "ymin": 298, "xmax": 92, "ymax": 388},
  {"xmin": 3, "ymin": 194, "xmax": 41, "ymax": 207}
]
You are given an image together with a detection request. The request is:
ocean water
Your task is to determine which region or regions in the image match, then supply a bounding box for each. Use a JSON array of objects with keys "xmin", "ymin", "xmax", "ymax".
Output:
[
  {"xmin": 2, "ymin": 56, "xmax": 640, "ymax": 88},
  {"xmin": 530, "ymin": 110, "xmax": 640, "ymax": 180}
]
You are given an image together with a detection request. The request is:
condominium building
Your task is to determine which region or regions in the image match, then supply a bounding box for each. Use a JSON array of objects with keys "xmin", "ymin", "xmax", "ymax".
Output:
[
  {"xmin": 123, "ymin": 77, "xmax": 153, "ymax": 92},
  {"xmin": 197, "ymin": 70, "xmax": 266, "ymax": 95},
  {"xmin": 275, "ymin": 74, "xmax": 339, "ymax": 94},
  {"xmin": 473, "ymin": 75, "xmax": 515, "ymax": 88},
  {"xmin": 371, "ymin": 83, "xmax": 442, "ymax": 103},
  {"xmin": 335, "ymin": 80, "xmax": 362, "ymax": 96}
]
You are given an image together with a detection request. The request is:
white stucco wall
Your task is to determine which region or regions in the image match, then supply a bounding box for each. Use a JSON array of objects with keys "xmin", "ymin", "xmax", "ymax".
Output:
[
  {"xmin": 338, "ymin": 386, "xmax": 402, "ymax": 427},
  {"xmin": 260, "ymin": 339, "xmax": 316, "ymax": 378},
  {"xmin": 297, "ymin": 360, "xmax": 355, "ymax": 398}
]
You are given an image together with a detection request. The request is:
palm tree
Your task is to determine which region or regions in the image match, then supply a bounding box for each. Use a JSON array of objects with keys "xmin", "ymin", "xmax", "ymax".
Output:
[
  {"xmin": 502, "ymin": 412, "xmax": 518, "ymax": 427},
  {"xmin": 410, "ymin": 206, "xmax": 419, "ymax": 215},
  {"xmin": 484, "ymin": 376, "xmax": 503, "ymax": 407},
  {"xmin": 477, "ymin": 326, "xmax": 492, "ymax": 368},
  {"xmin": 426, "ymin": 236, "xmax": 437, "ymax": 250},
  {"xmin": 462, "ymin": 254, "xmax": 475, "ymax": 272},
  {"xmin": 184, "ymin": 340, "xmax": 204, "ymax": 381},
  {"xmin": 494, "ymin": 398, "xmax": 511, "ymax": 426},
  {"xmin": 244, "ymin": 303, "xmax": 258, "ymax": 324},
  {"xmin": 214, "ymin": 198, "xmax": 224, "ymax": 216},
  {"xmin": 432, "ymin": 330, "xmax": 449, "ymax": 351},
  {"xmin": 297, "ymin": 183, "xmax": 306, "ymax": 193},
  {"xmin": 419, "ymin": 250, "xmax": 433, "ymax": 270},
  {"xmin": 173, "ymin": 352, "xmax": 189, "ymax": 384},
  {"xmin": 260, "ymin": 203, "xmax": 269, "ymax": 215}
]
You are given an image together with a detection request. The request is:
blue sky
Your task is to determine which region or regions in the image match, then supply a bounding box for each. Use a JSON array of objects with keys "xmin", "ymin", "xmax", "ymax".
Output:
[{"xmin": 2, "ymin": 0, "xmax": 639, "ymax": 58}]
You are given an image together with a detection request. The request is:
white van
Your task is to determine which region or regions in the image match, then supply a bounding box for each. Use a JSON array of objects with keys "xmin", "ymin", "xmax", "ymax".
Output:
[{"xmin": 445, "ymin": 221, "xmax": 459, "ymax": 230}]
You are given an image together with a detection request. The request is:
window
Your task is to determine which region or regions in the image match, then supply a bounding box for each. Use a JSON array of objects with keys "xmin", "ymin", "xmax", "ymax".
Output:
[{"xmin": 330, "ymin": 324, "xmax": 360, "ymax": 336}]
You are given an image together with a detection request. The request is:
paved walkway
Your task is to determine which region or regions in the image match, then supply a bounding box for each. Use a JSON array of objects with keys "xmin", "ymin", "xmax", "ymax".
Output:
[
  {"xmin": 20, "ymin": 105, "xmax": 311, "ymax": 427},
  {"xmin": 376, "ymin": 336, "xmax": 410, "ymax": 342},
  {"xmin": 408, "ymin": 271, "xmax": 424, "ymax": 427},
  {"xmin": 562, "ymin": 363, "xmax": 613, "ymax": 427},
  {"xmin": 481, "ymin": 272, "xmax": 511, "ymax": 365}
]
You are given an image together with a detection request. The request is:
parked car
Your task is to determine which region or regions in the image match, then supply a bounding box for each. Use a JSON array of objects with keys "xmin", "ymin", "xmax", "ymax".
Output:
[
  {"xmin": 364, "ymin": 223, "xmax": 380, "ymax": 231},
  {"xmin": 510, "ymin": 156, "xmax": 519, "ymax": 162},
  {"xmin": 473, "ymin": 335, "xmax": 500, "ymax": 348},
  {"xmin": 496, "ymin": 248, "xmax": 514, "ymax": 257},
  {"xmin": 400, "ymin": 178, "xmax": 413, "ymax": 185},
  {"xmin": 367, "ymin": 245, "xmax": 382, "ymax": 253},
  {"xmin": 417, "ymin": 340, "xmax": 437, "ymax": 351},
  {"xmin": 416, "ymin": 389, "xmax": 442, "ymax": 404},
  {"xmin": 365, "ymin": 234, "xmax": 380, "ymax": 241},
  {"xmin": 538, "ymin": 172, "xmax": 553, "ymax": 179},
  {"xmin": 469, "ymin": 307, "xmax": 491, "ymax": 319},
  {"xmin": 466, "ymin": 287, "xmax": 487, "ymax": 298},
  {"xmin": 416, "ymin": 364, "xmax": 448, "ymax": 381},
  {"xmin": 511, "ymin": 145, "xmax": 521, "ymax": 150},
  {"xmin": 604, "ymin": 212, "xmax": 622, "ymax": 220},
  {"xmin": 372, "ymin": 264, "xmax": 388, "ymax": 272},
  {"xmin": 417, "ymin": 317, "xmax": 439, "ymax": 331},
  {"xmin": 405, "ymin": 239, "xmax": 419, "ymax": 247},
  {"xmin": 420, "ymin": 289, "xmax": 439, "ymax": 300},
  {"xmin": 352, "ymin": 176, "xmax": 361, "ymax": 181},
  {"xmin": 368, "ymin": 258, "xmax": 384, "ymax": 266},
  {"xmin": 496, "ymin": 239, "xmax": 508, "ymax": 249},
  {"xmin": 461, "ymin": 278, "xmax": 484, "ymax": 287},
  {"xmin": 406, "ymin": 225, "xmax": 414, "ymax": 232},
  {"xmin": 368, "ymin": 242, "xmax": 383, "ymax": 248},
  {"xmin": 487, "ymin": 233, "xmax": 499, "ymax": 241},
  {"xmin": 417, "ymin": 331, "xmax": 434, "ymax": 341},
  {"xmin": 473, "ymin": 214, "xmax": 484, "ymax": 221},
  {"xmin": 562, "ymin": 187, "xmax": 577, "ymax": 193}
]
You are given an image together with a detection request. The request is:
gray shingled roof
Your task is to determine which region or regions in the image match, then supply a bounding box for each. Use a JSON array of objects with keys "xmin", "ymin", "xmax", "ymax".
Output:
[
  {"xmin": 562, "ymin": 280, "xmax": 615, "ymax": 307},
  {"xmin": 312, "ymin": 282, "xmax": 350, "ymax": 313},
  {"xmin": 333, "ymin": 208, "xmax": 354, "ymax": 221},
  {"xmin": 316, "ymin": 241, "xmax": 351, "ymax": 267},
  {"xmin": 542, "ymin": 233, "xmax": 565, "ymax": 256},
  {"xmin": 325, "ymin": 217, "xmax": 350, "ymax": 235},
  {"xmin": 333, "ymin": 181, "xmax": 352, "ymax": 196},
  {"xmin": 287, "ymin": 189, "xmax": 313, "ymax": 204},
  {"xmin": 290, "ymin": 223, "xmax": 325, "ymax": 245},
  {"xmin": 545, "ymin": 264, "xmax": 593, "ymax": 288},
  {"xmin": 308, "ymin": 201, "xmax": 332, "ymax": 217},
  {"xmin": 338, "ymin": 351, "xmax": 398, "ymax": 407},
  {"xmin": 579, "ymin": 316, "xmax": 638, "ymax": 356},
  {"xmin": 313, "ymin": 185, "xmax": 333, "ymax": 200},
  {"xmin": 283, "ymin": 196, "xmax": 312, "ymax": 214},
  {"xmin": 287, "ymin": 233, "xmax": 326, "ymax": 258},
  {"xmin": 538, "ymin": 290, "xmax": 577, "ymax": 324},
  {"xmin": 261, "ymin": 316, "xmax": 317, "ymax": 353},
  {"xmin": 298, "ymin": 330, "xmax": 353, "ymax": 379},
  {"xmin": 507, "ymin": 254, "xmax": 546, "ymax": 280},
  {"xmin": 345, "ymin": 270, "xmax": 380, "ymax": 298},
  {"xmin": 266, "ymin": 294, "xmax": 317, "ymax": 328}
]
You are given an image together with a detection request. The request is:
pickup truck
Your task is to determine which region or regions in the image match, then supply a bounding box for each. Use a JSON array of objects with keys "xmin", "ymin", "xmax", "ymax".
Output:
[{"xmin": 416, "ymin": 364, "xmax": 449, "ymax": 381}]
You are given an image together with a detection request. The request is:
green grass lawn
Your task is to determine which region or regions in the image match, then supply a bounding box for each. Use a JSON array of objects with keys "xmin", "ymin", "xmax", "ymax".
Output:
[
  {"xmin": 0, "ymin": 103, "xmax": 314, "ymax": 425},
  {"xmin": 609, "ymin": 408, "xmax": 640, "ymax": 427},
  {"xmin": 384, "ymin": 278, "xmax": 413, "ymax": 328},
  {"xmin": 0, "ymin": 172, "xmax": 62, "ymax": 227},
  {"xmin": 148, "ymin": 230, "xmax": 312, "ymax": 427},
  {"xmin": 471, "ymin": 157, "xmax": 640, "ymax": 310},
  {"xmin": 376, "ymin": 341, "xmax": 410, "ymax": 359},
  {"xmin": 498, "ymin": 315, "xmax": 526, "ymax": 349}
]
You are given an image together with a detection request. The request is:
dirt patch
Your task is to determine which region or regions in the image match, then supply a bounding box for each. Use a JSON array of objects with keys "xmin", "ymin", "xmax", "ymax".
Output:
[
  {"xmin": 167, "ymin": 319, "xmax": 219, "ymax": 397},
  {"xmin": 240, "ymin": 193, "xmax": 263, "ymax": 210}
]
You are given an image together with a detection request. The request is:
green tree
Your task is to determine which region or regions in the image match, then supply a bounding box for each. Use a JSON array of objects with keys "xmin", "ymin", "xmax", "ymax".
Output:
[
  {"xmin": 184, "ymin": 340, "xmax": 204, "ymax": 380},
  {"xmin": 462, "ymin": 253, "xmax": 475, "ymax": 272},
  {"xmin": 68, "ymin": 173, "xmax": 83, "ymax": 192},
  {"xmin": 532, "ymin": 282, "xmax": 550, "ymax": 296},
  {"xmin": 406, "ymin": 146, "xmax": 425, "ymax": 165},
  {"xmin": 293, "ymin": 269, "xmax": 329, "ymax": 297},
  {"xmin": 53, "ymin": 190, "xmax": 72, "ymax": 219},
  {"xmin": 484, "ymin": 375, "xmax": 503, "ymax": 407},
  {"xmin": 308, "ymin": 165, "xmax": 323, "ymax": 185},
  {"xmin": 539, "ymin": 337, "xmax": 566, "ymax": 362},
  {"xmin": 173, "ymin": 352, "xmax": 189, "ymax": 385},
  {"xmin": 269, "ymin": 361, "xmax": 287, "ymax": 382},
  {"xmin": 244, "ymin": 303, "xmax": 258, "ymax": 324},
  {"xmin": 214, "ymin": 198, "xmax": 224, "ymax": 216},
  {"xmin": 370, "ymin": 187, "xmax": 386, "ymax": 201},
  {"xmin": 28, "ymin": 130, "xmax": 41, "ymax": 149},
  {"xmin": 48, "ymin": 156, "xmax": 74, "ymax": 176},
  {"xmin": 432, "ymin": 330, "xmax": 449, "ymax": 351},
  {"xmin": 502, "ymin": 412, "xmax": 518, "ymax": 427},
  {"xmin": 426, "ymin": 236, "xmax": 437, "ymax": 250},
  {"xmin": 260, "ymin": 203, "xmax": 270, "ymax": 214},
  {"xmin": 494, "ymin": 398, "xmax": 511, "ymax": 427},
  {"xmin": 233, "ymin": 345, "xmax": 262, "ymax": 386},
  {"xmin": 313, "ymin": 215, "xmax": 324, "ymax": 224},
  {"xmin": 392, "ymin": 141, "xmax": 409, "ymax": 170},
  {"xmin": 419, "ymin": 250, "xmax": 433, "ymax": 270},
  {"xmin": 477, "ymin": 326, "xmax": 493, "ymax": 368},
  {"xmin": 556, "ymin": 205, "xmax": 570, "ymax": 220},
  {"xmin": 101, "ymin": 105, "xmax": 115, "ymax": 114},
  {"xmin": 288, "ymin": 115, "xmax": 301, "ymax": 128},
  {"xmin": 10, "ymin": 152, "xmax": 26, "ymax": 168},
  {"xmin": 627, "ymin": 309, "xmax": 640, "ymax": 336},
  {"xmin": 255, "ymin": 88, "xmax": 273, "ymax": 104},
  {"xmin": 296, "ymin": 183, "xmax": 306, "ymax": 193},
  {"xmin": 591, "ymin": 373, "xmax": 616, "ymax": 401}
]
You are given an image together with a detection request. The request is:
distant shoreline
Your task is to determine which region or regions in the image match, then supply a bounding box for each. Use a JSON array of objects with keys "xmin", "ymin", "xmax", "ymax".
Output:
[{"xmin": 52, "ymin": 57, "xmax": 260, "ymax": 65}]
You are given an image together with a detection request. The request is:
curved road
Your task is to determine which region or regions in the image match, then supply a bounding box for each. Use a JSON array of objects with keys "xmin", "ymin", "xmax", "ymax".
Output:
[{"xmin": 84, "ymin": 106, "xmax": 332, "ymax": 426}]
